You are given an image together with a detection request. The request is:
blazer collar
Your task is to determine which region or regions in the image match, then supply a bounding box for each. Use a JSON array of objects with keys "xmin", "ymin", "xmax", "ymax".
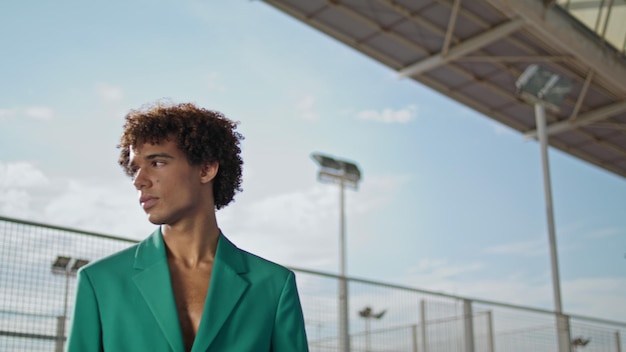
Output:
[
  {"xmin": 132, "ymin": 227, "xmax": 250, "ymax": 352},
  {"xmin": 132, "ymin": 228, "xmax": 185, "ymax": 352},
  {"xmin": 192, "ymin": 232, "xmax": 250, "ymax": 352}
]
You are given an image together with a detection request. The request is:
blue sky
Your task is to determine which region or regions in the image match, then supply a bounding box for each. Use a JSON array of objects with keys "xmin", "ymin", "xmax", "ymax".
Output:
[{"xmin": 1, "ymin": 0, "xmax": 625, "ymax": 321}]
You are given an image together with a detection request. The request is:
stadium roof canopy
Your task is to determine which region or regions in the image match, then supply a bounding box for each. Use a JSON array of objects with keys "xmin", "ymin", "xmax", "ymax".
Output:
[{"xmin": 261, "ymin": 0, "xmax": 626, "ymax": 179}]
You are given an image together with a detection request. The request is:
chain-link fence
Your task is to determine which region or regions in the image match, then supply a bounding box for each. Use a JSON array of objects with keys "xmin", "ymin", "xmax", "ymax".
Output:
[{"xmin": 1, "ymin": 215, "xmax": 625, "ymax": 351}]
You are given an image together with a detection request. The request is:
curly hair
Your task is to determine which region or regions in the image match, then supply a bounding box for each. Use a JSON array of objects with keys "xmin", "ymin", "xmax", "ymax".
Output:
[{"xmin": 118, "ymin": 101, "xmax": 244, "ymax": 210}]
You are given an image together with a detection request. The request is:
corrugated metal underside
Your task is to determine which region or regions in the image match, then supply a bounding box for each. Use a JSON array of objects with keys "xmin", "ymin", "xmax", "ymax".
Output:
[{"xmin": 262, "ymin": 0, "xmax": 626, "ymax": 179}]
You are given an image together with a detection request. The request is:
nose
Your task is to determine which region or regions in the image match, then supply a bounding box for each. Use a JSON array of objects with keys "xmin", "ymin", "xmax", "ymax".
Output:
[{"xmin": 132, "ymin": 168, "xmax": 151, "ymax": 190}]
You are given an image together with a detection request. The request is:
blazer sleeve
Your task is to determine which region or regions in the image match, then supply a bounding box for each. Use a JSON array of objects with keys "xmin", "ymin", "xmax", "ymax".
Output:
[
  {"xmin": 271, "ymin": 271, "xmax": 309, "ymax": 351},
  {"xmin": 66, "ymin": 269, "xmax": 103, "ymax": 352}
]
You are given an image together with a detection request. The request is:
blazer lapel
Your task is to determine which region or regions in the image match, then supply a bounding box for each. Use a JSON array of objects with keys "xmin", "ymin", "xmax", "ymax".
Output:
[
  {"xmin": 192, "ymin": 234, "xmax": 249, "ymax": 352},
  {"xmin": 132, "ymin": 228, "xmax": 185, "ymax": 352}
]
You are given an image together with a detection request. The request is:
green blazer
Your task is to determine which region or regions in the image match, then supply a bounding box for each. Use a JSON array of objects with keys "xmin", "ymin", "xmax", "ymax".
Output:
[{"xmin": 66, "ymin": 228, "xmax": 309, "ymax": 351}]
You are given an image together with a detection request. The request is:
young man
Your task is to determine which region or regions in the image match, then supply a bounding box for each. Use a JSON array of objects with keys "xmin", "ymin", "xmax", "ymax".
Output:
[{"xmin": 66, "ymin": 102, "xmax": 309, "ymax": 351}]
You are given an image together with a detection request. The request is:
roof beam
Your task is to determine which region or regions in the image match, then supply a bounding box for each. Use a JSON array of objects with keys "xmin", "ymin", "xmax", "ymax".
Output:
[
  {"xmin": 457, "ymin": 55, "xmax": 572, "ymax": 62},
  {"xmin": 486, "ymin": 0, "xmax": 626, "ymax": 95},
  {"xmin": 569, "ymin": 70, "xmax": 595, "ymax": 120},
  {"xmin": 441, "ymin": 0, "xmax": 462, "ymax": 57},
  {"xmin": 524, "ymin": 101, "xmax": 626, "ymax": 138},
  {"xmin": 398, "ymin": 18, "xmax": 525, "ymax": 78}
]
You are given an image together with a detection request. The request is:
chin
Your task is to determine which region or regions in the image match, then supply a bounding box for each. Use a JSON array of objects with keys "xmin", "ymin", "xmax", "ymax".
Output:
[{"xmin": 146, "ymin": 213, "xmax": 166, "ymax": 225}]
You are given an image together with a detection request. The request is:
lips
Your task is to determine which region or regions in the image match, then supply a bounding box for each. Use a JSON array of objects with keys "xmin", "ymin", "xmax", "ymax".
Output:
[{"xmin": 139, "ymin": 195, "xmax": 158, "ymax": 210}]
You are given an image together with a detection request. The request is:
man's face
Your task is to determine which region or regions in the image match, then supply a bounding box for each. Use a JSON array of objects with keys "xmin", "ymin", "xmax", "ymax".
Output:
[{"xmin": 129, "ymin": 139, "xmax": 209, "ymax": 226}]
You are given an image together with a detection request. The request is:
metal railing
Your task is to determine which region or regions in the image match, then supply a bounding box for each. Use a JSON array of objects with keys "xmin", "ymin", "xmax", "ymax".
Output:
[
  {"xmin": 1, "ymin": 215, "xmax": 624, "ymax": 351},
  {"xmin": 557, "ymin": 0, "xmax": 626, "ymax": 56}
]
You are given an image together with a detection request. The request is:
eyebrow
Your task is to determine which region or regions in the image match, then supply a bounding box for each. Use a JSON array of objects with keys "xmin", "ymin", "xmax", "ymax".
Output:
[
  {"xmin": 128, "ymin": 153, "xmax": 175, "ymax": 170},
  {"xmin": 145, "ymin": 153, "xmax": 175, "ymax": 160}
]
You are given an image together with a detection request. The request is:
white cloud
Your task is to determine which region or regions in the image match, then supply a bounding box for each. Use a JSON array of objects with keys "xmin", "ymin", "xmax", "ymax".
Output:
[
  {"xmin": 483, "ymin": 237, "xmax": 548, "ymax": 256},
  {"xmin": 483, "ymin": 225, "xmax": 587, "ymax": 257},
  {"xmin": 0, "ymin": 161, "xmax": 51, "ymax": 219},
  {"xmin": 0, "ymin": 161, "xmax": 49, "ymax": 188},
  {"xmin": 401, "ymin": 260, "xmax": 626, "ymax": 321},
  {"xmin": 42, "ymin": 179, "xmax": 150, "ymax": 238},
  {"xmin": 0, "ymin": 108, "xmax": 18, "ymax": 121},
  {"xmin": 585, "ymin": 227, "xmax": 621, "ymax": 239},
  {"xmin": 401, "ymin": 258, "xmax": 547, "ymax": 306},
  {"xmin": 0, "ymin": 188, "xmax": 32, "ymax": 218},
  {"xmin": 0, "ymin": 107, "xmax": 55, "ymax": 121},
  {"xmin": 408, "ymin": 258, "xmax": 485, "ymax": 284},
  {"xmin": 296, "ymin": 95, "xmax": 319, "ymax": 121},
  {"xmin": 23, "ymin": 106, "xmax": 55, "ymax": 121},
  {"xmin": 357, "ymin": 105, "xmax": 417, "ymax": 123},
  {"xmin": 563, "ymin": 277, "xmax": 626, "ymax": 319},
  {"xmin": 96, "ymin": 82, "xmax": 124, "ymax": 103},
  {"xmin": 0, "ymin": 160, "xmax": 150, "ymax": 238},
  {"xmin": 219, "ymin": 174, "xmax": 408, "ymax": 271},
  {"xmin": 220, "ymin": 185, "xmax": 340, "ymax": 270},
  {"xmin": 352, "ymin": 174, "xmax": 410, "ymax": 214}
]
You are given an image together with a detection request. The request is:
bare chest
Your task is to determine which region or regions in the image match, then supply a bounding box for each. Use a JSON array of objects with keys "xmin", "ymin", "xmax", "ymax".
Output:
[{"xmin": 169, "ymin": 263, "xmax": 212, "ymax": 351}]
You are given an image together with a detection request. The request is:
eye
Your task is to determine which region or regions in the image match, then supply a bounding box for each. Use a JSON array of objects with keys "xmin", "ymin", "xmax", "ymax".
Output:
[{"xmin": 152, "ymin": 160, "xmax": 166, "ymax": 167}]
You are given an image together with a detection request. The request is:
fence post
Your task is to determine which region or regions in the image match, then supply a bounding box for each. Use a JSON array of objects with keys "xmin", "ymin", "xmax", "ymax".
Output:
[
  {"xmin": 463, "ymin": 299, "xmax": 475, "ymax": 352},
  {"xmin": 616, "ymin": 330, "xmax": 622, "ymax": 352},
  {"xmin": 487, "ymin": 310, "xmax": 495, "ymax": 352},
  {"xmin": 55, "ymin": 315, "xmax": 65, "ymax": 352},
  {"xmin": 421, "ymin": 299, "xmax": 428, "ymax": 352},
  {"xmin": 412, "ymin": 324, "xmax": 419, "ymax": 352},
  {"xmin": 557, "ymin": 313, "xmax": 572, "ymax": 352}
]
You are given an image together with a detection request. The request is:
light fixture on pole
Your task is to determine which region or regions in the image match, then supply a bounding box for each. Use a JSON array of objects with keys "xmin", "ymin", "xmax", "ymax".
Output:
[
  {"xmin": 572, "ymin": 336, "xmax": 591, "ymax": 352},
  {"xmin": 312, "ymin": 152, "xmax": 362, "ymax": 352},
  {"xmin": 516, "ymin": 64, "xmax": 573, "ymax": 352},
  {"xmin": 52, "ymin": 256, "xmax": 89, "ymax": 352},
  {"xmin": 358, "ymin": 306, "xmax": 386, "ymax": 352}
]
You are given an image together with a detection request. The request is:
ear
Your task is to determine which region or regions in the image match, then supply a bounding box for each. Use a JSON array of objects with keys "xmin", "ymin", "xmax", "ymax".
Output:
[{"xmin": 199, "ymin": 162, "xmax": 219, "ymax": 184}]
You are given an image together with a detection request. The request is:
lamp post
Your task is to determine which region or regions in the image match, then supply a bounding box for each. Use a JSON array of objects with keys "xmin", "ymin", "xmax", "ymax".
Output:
[
  {"xmin": 358, "ymin": 306, "xmax": 386, "ymax": 352},
  {"xmin": 516, "ymin": 64, "xmax": 573, "ymax": 352},
  {"xmin": 312, "ymin": 152, "xmax": 362, "ymax": 352},
  {"xmin": 51, "ymin": 256, "xmax": 89, "ymax": 352}
]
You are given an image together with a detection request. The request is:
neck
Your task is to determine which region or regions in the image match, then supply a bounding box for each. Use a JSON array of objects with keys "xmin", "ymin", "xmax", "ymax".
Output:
[{"xmin": 161, "ymin": 214, "xmax": 220, "ymax": 267}]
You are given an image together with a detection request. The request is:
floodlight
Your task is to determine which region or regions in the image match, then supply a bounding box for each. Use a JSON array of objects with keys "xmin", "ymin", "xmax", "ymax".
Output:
[
  {"xmin": 312, "ymin": 154, "xmax": 342, "ymax": 170},
  {"xmin": 572, "ymin": 337, "xmax": 591, "ymax": 347},
  {"xmin": 358, "ymin": 306, "xmax": 386, "ymax": 319},
  {"xmin": 51, "ymin": 256, "xmax": 72, "ymax": 274},
  {"xmin": 516, "ymin": 64, "xmax": 572, "ymax": 111},
  {"xmin": 311, "ymin": 153, "xmax": 362, "ymax": 189},
  {"xmin": 52, "ymin": 256, "xmax": 89, "ymax": 275},
  {"xmin": 71, "ymin": 259, "xmax": 90, "ymax": 272},
  {"xmin": 359, "ymin": 306, "xmax": 386, "ymax": 352}
]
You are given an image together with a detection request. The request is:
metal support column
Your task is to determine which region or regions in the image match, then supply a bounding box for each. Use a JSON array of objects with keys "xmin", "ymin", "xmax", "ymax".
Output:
[
  {"xmin": 535, "ymin": 103, "xmax": 571, "ymax": 352},
  {"xmin": 338, "ymin": 179, "xmax": 350, "ymax": 352}
]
